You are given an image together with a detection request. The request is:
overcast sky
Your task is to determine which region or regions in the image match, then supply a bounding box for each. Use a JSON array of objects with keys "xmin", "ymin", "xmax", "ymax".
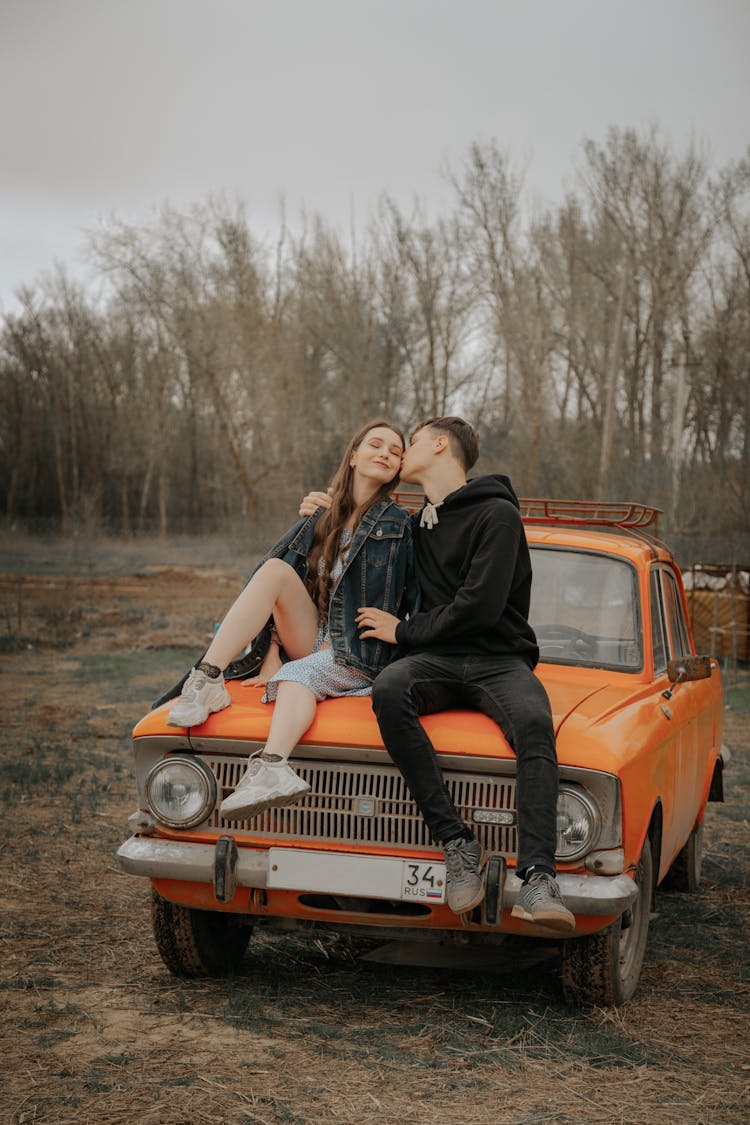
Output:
[{"xmin": 1, "ymin": 0, "xmax": 748, "ymax": 315}]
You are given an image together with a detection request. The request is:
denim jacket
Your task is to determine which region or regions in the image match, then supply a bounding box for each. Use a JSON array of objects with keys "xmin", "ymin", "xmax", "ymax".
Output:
[{"xmin": 253, "ymin": 497, "xmax": 420, "ymax": 679}]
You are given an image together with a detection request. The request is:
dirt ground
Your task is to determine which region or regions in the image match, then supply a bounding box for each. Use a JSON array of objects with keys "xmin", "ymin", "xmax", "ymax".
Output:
[{"xmin": 1, "ymin": 534, "xmax": 748, "ymax": 1125}]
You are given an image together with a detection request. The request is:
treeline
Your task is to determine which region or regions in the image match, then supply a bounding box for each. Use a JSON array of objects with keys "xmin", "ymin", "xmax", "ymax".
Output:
[{"xmin": 1, "ymin": 128, "xmax": 748, "ymax": 563}]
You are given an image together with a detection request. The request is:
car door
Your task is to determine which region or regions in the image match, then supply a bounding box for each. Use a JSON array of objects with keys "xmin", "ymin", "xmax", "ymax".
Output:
[{"xmin": 651, "ymin": 565, "xmax": 702, "ymax": 863}]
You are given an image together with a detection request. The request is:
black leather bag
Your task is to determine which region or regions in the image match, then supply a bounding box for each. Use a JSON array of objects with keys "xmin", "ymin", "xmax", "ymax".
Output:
[{"xmin": 150, "ymin": 617, "xmax": 275, "ymax": 711}]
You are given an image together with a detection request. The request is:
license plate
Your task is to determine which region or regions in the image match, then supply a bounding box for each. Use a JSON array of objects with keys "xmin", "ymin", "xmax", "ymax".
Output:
[
  {"xmin": 267, "ymin": 848, "xmax": 446, "ymax": 904},
  {"xmin": 400, "ymin": 860, "xmax": 446, "ymax": 902}
]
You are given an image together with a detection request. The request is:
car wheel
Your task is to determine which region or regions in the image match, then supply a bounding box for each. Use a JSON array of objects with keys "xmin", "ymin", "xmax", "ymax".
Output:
[
  {"xmin": 663, "ymin": 821, "xmax": 703, "ymax": 893},
  {"xmin": 560, "ymin": 837, "xmax": 654, "ymax": 1006},
  {"xmin": 151, "ymin": 889, "xmax": 252, "ymax": 977}
]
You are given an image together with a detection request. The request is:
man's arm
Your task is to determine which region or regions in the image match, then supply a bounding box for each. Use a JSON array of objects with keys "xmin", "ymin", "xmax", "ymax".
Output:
[
  {"xmin": 396, "ymin": 511, "xmax": 522, "ymax": 649},
  {"xmin": 299, "ymin": 490, "xmax": 332, "ymax": 517}
]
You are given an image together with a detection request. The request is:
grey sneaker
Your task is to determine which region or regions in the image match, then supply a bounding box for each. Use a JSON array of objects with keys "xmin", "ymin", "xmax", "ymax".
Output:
[
  {"xmin": 511, "ymin": 872, "xmax": 575, "ymax": 932},
  {"xmin": 166, "ymin": 666, "xmax": 231, "ymax": 728},
  {"xmin": 443, "ymin": 837, "xmax": 486, "ymax": 914},
  {"xmin": 219, "ymin": 754, "xmax": 310, "ymax": 819}
]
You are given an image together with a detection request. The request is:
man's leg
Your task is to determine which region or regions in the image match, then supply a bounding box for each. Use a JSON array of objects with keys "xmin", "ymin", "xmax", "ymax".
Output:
[
  {"xmin": 463, "ymin": 657, "xmax": 558, "ymax": 877},
  {"xmin": 463, "ymin": 656, "xmax": 574, "ymax": 931},
  {"xmin": 372, "ymin": 654, "xmax": 485, "ymax": 914}
]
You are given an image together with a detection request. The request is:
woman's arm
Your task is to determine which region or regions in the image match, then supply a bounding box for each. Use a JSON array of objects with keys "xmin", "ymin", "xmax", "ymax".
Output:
[
  {"xmin": 356, "ymin": 514, "xmax": 420, "ymax": 645},
  {"xmin": 255, "ymin": 512, "xmax": 318, "ymax": 572}
]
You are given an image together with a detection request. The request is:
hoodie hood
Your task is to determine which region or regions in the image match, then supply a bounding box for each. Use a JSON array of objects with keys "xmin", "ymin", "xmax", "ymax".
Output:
[{"xmin": 438, "ymin": 474, "xmax": 521, "ymax": 512}]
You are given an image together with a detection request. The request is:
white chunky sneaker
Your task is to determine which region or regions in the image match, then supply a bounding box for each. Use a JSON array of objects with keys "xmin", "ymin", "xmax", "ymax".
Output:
[
  {"xmin": 166, "ymin": 666, "xmax": 231, "ymax": 728},
  {"xmin": 219, "ymin": 754, "xmax": 310, "ymax": 819}
]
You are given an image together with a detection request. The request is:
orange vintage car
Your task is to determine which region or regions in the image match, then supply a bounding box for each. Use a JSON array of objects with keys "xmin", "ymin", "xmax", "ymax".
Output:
[{"xmin": 116, "ymin": 499, "xmax": 726, "ymax": 1005}]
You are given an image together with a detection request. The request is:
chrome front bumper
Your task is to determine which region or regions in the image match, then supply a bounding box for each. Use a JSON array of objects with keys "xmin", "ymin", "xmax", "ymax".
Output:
[{"xmin": 116, "ymin": 835, "xmax": 638, "ymax": 916}]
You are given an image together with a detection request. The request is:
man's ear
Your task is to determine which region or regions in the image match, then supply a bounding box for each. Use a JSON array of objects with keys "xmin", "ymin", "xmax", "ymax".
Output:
[{"xmin": 433, "ymin": 435, "xmax": 449, "ymax": 455}]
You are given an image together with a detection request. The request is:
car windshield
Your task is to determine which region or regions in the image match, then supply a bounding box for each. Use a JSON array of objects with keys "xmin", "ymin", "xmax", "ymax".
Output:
[{"xmin": 529, "ymin": 548, "xmax": 642, "ymax": 671}]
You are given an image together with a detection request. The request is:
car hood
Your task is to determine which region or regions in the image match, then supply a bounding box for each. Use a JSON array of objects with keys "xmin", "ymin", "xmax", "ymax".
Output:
[{"xmin": 136, "ymin": 665, "xmax": 646, "ymax": 772}]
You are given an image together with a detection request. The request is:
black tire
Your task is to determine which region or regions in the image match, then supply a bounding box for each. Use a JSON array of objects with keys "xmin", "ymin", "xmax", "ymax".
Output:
[
  {"xmin": 560, "ymin": 837, "xmax": 654, "ymax": 1006},
  {"xmin": 151, "ymin": 889, "xmax": 252, "ymax": 977},
  {"xmin": 663, "ymin": 821, "xmax": 703, "ymax": 893}
]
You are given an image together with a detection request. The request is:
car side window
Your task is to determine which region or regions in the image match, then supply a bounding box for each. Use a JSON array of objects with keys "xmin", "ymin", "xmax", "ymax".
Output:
[
  {"xmin": 662, "ymin": 569, "xmax": 691, "ymax": 658},
  {"xmin": 650, "ymin": 568, "xmax": 668, "ymax": 674}
]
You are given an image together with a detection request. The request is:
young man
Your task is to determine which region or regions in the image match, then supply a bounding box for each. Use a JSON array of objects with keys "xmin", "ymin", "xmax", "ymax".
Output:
[{"xmin": 307, "ymin": 417, "xmax": 574, "ymax": 930}]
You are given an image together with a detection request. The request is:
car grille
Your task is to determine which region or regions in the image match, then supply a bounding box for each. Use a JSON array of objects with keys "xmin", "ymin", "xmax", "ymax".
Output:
[{"xmin": 206, "ymin": 755, "xmax": 518, "ymax": 856}]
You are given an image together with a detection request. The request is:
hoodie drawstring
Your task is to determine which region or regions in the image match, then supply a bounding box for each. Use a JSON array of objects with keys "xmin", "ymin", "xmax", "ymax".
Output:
[{"xmin": 420, "ymin": 501, "xmax": 443, "ymax": 530}]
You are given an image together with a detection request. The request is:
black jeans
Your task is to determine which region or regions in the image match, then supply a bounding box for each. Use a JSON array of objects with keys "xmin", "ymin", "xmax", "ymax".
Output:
[{"xmin": 371, "ymin": 651, "xmax": 559, "ymax": 877}]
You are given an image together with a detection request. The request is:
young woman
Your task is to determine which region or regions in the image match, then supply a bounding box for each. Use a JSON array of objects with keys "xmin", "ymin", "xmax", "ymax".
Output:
[{"xmin": 166, "ymin": 420, "xmax": 418, "ymax": 820}]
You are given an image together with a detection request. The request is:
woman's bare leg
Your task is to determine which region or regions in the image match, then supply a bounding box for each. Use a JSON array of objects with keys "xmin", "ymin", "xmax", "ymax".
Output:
[
  {"xmin": 202, "ymin": 559, "xmax": 320, "ymax": 669},
  {"xmin": 263, "ymin": 682, "xmax": 317, "ymax": 759},
  {"xmin": 218, "ymin": 681, "xmax": 317, "ymax": 817}
]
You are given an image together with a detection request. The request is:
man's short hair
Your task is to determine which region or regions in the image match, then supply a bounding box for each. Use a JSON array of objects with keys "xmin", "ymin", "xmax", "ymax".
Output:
[{"xmin": 412, "ymin": 416, "xmax": 479, "ymax": 472}]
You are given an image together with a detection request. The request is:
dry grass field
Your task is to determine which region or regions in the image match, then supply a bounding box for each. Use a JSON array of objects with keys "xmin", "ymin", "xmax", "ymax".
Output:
[{"xmin": 1, "ymin": 533, "xmax": 748, "ymax": 1125}]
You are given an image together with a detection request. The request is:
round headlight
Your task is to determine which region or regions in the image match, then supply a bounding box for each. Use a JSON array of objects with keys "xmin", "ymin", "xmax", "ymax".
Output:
[
  {"xmin": 144, "ymin": 755, "xmax": 217, "ymax": 829},
  {"xmin": 555, "ymin": 785, "xmax": 601, "ymax": 861}
]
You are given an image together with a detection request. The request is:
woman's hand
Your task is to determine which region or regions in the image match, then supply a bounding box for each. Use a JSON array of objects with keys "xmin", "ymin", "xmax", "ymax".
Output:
[
  {"xmin": 242, "ymin": 645, "xmax": 283, "ymax": 687},
  {"xmin": 356, "ymin": 607, "xmax": 400, "ymax": 645},
  {"xmin": 299, "ymin": 489, "xmax": 333, "ymax": 517}
]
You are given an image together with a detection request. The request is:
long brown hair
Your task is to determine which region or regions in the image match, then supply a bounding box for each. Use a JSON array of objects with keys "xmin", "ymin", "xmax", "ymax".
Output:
[{"xmin": 305, "ymin": 419, "xmax": 404, "ymax": 616}]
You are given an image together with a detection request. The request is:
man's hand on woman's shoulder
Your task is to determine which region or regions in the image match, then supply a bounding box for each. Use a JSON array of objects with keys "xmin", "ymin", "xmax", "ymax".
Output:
[{"xmin": 299, "ymin": 489, "xmax": 333, "ymax": 517}]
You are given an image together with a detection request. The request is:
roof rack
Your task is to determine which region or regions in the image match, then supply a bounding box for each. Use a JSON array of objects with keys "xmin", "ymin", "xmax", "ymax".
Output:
[
  {"xmin": 392, "ymin": 487, "xmax": 425, "ymax": 514},
  {"xmin": 393, "ymin": 489, "xmax": 661, "ymax": 532},
  {"xmin": 519, "ymin": 499, "xmax": 661, "ymax": 531}
]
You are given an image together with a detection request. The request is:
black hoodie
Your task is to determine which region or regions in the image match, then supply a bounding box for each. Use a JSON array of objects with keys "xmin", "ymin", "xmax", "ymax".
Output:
[{"xmin": 394, "ymin": 474, "xmax": 539, "ymax": 667}]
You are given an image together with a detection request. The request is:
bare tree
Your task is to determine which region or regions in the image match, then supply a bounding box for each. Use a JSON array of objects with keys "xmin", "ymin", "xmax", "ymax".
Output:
[{"xmin": 1, "ymin": 133, "xmax": 747, "ymax": 563}]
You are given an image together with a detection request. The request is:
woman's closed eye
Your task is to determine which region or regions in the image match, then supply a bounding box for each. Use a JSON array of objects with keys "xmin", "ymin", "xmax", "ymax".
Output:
[{"xmin": 369, "ymin": 439, "xmax": 402, "ymax": 462}]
